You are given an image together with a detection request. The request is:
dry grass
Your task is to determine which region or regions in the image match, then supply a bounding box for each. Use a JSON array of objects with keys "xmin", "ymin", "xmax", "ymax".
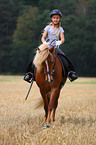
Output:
[{"xmin": 0, "ymin": 75, "xmax": 96, "ymax": 145}]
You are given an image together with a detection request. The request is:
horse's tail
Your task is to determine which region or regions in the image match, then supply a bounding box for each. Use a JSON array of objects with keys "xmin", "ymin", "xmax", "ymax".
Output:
[{"xmin": 33, "ymin": 97, "xmax": 43, "ymax": 109}]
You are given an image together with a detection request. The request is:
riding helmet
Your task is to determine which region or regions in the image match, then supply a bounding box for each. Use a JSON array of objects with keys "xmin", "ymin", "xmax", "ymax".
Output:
[{"xmin": 50, "ymin": 9, "xmax": 62, "ymax": 18}]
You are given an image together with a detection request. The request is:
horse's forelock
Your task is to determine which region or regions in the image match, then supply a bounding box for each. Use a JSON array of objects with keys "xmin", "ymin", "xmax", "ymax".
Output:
[
  {"xmin": 38, "ymin": 43, "xmax": 50, "ymax": 50},
  {"xmin": 33, "ymin": 44, "xmax": 50, "ymax": 71}
]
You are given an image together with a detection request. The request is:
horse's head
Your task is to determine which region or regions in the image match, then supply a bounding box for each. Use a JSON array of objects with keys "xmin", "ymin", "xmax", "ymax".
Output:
[
  {"xmin": 43, "ymin": 46, "xmax": 56, "ymax": 82},
  {"xmin": 33, "ymin": 44, "xmax": 50, "ymax": 71},
  {"xmin": 33, "ymin": 44, "xmax": 56, "ymax": 82}
]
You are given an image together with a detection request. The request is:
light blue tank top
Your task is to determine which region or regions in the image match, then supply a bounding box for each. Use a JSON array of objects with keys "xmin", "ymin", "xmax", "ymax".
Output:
[{"xmin": 44, "ymin": 25, "xmax": 64, "ymax": 48}]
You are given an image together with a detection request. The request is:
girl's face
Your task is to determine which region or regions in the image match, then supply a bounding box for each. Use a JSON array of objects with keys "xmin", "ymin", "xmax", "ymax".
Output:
[{"xmin": 51, "ymin": 15, "xmax": 61, "ymax": 25}]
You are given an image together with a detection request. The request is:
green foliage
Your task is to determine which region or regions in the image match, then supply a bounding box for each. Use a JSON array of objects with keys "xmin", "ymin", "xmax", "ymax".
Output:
[
  {"xmin": 61, "ymin": 13, "xmax": 96, "ymax": 76},
  {"xmin": 6, "ymin": 7, "xmax": 50, "ymax": 73},
  {"xmin": 0, "ymin": 0, "xmax": 25, "ymax": 72},
  {"xmin": 1, "ymin": 0, "xmax": 96, "ymax": 76}
]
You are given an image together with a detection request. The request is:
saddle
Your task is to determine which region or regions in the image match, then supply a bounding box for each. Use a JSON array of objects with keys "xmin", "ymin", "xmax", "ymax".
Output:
[
  {"xmin": 25, "ymin": 49, "xmax": 75, "ymax": 82},
  {"xmin": 56, "ymin": 55, "xmax": 66, "ymax": 77},
  {"xmin": 56, "ymin": 53, "xmax": 74, "ymax": 74},
  {"xmin": 26, "ymin": 60, "xmax": 36, "ymax": 81}
]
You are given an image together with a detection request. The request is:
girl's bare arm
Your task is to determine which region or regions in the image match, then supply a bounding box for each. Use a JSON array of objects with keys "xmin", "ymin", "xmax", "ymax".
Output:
[
  {"xmin": 41, "ymin": 31, "xmax": 47, "ymax": 43},
  {"xmin": 60, "ymin": 33, "xmax": 65, "ymax": 44}
]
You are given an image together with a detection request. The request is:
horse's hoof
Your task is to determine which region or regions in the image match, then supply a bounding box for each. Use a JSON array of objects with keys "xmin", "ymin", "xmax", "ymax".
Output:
[{"xmin": 44, "ymin": 124, "xmax": 50, "ymax": 129}]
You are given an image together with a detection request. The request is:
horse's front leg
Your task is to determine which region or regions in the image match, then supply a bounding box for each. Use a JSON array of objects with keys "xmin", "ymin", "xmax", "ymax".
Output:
[
  {"xmin": 44, "ymin": 102, "xmax": 48, "ymax": 120},
  {"xmin": 46, "ymin": 88, "xmax": 60, "ymax": 125},
  {"xmin": 51, "ymin": 109, "xmax": 56, "ymax": 122},
  {"xmin": 46, "ymin": 107, "xmax": 56, "ymax": 124},
  {"xmin": 40, "ymin": 89, "xmax": 48, "ymax": 120},
  {"xmin": 51, "ymin": 91, "xmax": 59, "ymax": 122}
]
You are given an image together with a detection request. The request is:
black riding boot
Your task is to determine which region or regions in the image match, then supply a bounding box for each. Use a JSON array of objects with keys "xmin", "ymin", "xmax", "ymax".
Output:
[
  {"xmin": 24, "ymin": 72, "xmax": 33, "ymax": 83},
  {"xmin": 60, "ymin": 55, "xmax": 78, "ymax": 82},
  {"xmin": 24, "ymin": 61, "xmax": 35, "ymax": 83},
  {"xmin": 55, "ymin": 48, "xmax": 78, "ymax": 82},
  {"xmin": 68, "ymin": 71, "xmax": 78, "ymax": 82}
]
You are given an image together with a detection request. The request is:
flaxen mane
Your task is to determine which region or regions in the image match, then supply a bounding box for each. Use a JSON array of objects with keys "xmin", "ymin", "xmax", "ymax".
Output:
[{"xmin": 33, "ymin": 44, "xmax": 50, "ymax": 71}]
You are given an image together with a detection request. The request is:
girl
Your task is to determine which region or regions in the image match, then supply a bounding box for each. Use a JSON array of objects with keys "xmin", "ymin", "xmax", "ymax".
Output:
[{"xmin": 24, "ymin": 9, "xmax": 78, "ymax": 83}]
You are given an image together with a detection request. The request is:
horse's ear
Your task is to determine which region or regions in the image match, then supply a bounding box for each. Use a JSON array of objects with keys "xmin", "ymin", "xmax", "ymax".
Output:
[
  {"xmin": 37, "ymin": 48, "xmax": 40, "ymax": 50},
  {"xmin": 49, "ymin": 46, "xmax": 55, "ymax": 53},
  {"xmin": 37, "ymin": 48, "xmax": 41, "ymax": 53}
]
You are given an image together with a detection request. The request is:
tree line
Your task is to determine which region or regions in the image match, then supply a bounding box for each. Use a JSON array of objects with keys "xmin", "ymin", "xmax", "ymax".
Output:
[{"xmin": 0, "ymin": 0, "xmax": 96, "ymax": 76}]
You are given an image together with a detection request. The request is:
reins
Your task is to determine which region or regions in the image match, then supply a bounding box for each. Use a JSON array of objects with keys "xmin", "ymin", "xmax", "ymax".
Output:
[
  {"xmin": 25, "ymin": 80, "xmax": 33, "ymax": 100},
  {"xmin": 44, "ymin": 53, "xmax": 56, "ymax": 77}
]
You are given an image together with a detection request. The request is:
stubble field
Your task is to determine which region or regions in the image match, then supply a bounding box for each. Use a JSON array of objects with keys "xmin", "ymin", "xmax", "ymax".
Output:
[{"xmin": 0, "ymin": 75, "xmax": 96, "ymax": 145}]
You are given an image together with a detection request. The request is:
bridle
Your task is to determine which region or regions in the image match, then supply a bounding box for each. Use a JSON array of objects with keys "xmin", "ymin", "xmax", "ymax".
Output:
[{"xmin": 43, "ymin": 53, "xmax": 56, "ymax": 82}]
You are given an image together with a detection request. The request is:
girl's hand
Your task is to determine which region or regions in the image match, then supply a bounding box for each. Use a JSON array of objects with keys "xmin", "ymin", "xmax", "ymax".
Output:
[
  {"xmin": 43, "ymin": 41, "xmax": 48, "ymax": 44},
  {"xmin": 56, "ymin": 40, "xmax": 62, "ymax": 47}
]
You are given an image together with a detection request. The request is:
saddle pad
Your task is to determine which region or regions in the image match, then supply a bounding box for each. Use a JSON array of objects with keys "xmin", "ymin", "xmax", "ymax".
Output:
[{"xmin": 57, "ymin": 55, "xmax": 65, "ymax": 77}]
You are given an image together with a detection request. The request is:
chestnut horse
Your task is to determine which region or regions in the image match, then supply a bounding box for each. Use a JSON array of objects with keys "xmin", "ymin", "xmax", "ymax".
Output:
[{"xmin": 33, "ymin": 44, "xmax": 67, "ymax": 127}]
